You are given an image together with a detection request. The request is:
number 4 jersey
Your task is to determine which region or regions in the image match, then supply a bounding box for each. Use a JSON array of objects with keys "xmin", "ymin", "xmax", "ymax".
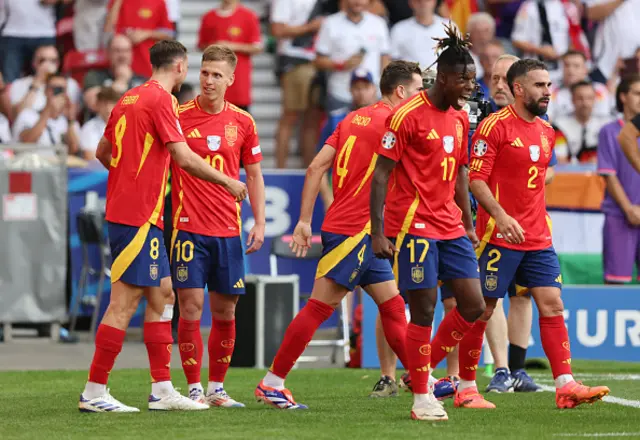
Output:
[
  {"xmin": 469, "ymin": 105, "xmax": 556, "ymax": 251},
  {"xmin": 172, "ymin": 98, "xmax": 262, "ymax": 238},
  {"xmin": 104, "ymin": 80, "xmax": 185, "ymax": 230}
]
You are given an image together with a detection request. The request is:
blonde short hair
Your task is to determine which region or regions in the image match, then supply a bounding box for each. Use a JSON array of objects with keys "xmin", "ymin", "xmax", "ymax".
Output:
[{"xmin": 202, "ymin": 44, "xmax": 238, "ymax": 70}]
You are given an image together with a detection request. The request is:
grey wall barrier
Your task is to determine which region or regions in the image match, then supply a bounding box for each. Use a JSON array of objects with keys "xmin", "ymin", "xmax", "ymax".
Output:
[{"xmin": 0, "ymin": 144, "xmax": 68, "ymax": 324}]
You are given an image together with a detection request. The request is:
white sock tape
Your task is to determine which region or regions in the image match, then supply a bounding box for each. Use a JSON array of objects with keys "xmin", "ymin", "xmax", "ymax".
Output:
[{"xmin": 161, "ymin": 304, "xmax": 174, "ymax": 322}]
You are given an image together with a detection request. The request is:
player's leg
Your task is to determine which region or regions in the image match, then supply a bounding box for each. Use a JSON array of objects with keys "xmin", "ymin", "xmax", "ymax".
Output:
[
  {"xmin": 484, "ymin": 298, "xmax": 514, "ymax": 393},
  {"xmin": 370, "ymin": 313, "xmax": 399, "ymax": 397},
  {"xmin": 524, "ymin": 248, "xmax": 609, "ymax": 408},
  {"xmin": 507, "ymin": 288, "xmax": 541, "ymax": 392}
]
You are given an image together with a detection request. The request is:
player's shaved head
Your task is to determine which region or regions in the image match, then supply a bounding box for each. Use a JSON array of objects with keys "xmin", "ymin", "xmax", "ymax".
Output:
[{"xmin": 379, "ymin": 60, "xmax": 422, "ymax": 95}]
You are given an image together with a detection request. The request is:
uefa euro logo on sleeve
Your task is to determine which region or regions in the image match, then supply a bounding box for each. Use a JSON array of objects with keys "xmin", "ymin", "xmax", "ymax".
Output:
[{"xmin": 207, "ymin": 135, "xmax": 221, "ymax": 151}]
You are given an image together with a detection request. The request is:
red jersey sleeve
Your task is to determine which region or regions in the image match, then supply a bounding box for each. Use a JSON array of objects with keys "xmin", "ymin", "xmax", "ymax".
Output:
[
  {"xmin": 154, "ymin": 93, "xmax": 185, "ymax": 146},
  {"xmin": 325, "ymin": 121, "xmax": 342, "ymax": 149},
  {"xmin": 103, "ymin": 108, "xmax": 116, "ymax": 141},
  {"xmin": 469, "ymin": 117, "xmax": 502, "ymax": 183},
  {"xmin": 379, "ymin": 110, "xmax": 413, "ymax": 162},
  {"xmin": 240, "ymin": 115, "xmax": 262, "ymax": 165},
  {"xmin": 246, "ymin": 10, "xmax": 262, "ymax": 44},
  {"xmin": 198, "ymin": 11, "xmax": 215, "ymax": 49}
]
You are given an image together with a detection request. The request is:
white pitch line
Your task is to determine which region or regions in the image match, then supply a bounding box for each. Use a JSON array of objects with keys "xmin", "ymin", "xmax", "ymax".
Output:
[
  {"xmin": 553, "ymin": 433, "xmax": 640, "ymax": 437},
  {"xmin": 539, "ymin": 385, "xmax": 640, "ymax": 409},
  {"xmin": 531, "ymin": 374, "xmax": 640, "ymax": 381}
]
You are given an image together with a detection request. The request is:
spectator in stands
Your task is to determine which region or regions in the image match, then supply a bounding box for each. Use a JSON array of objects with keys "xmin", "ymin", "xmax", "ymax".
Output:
[
  {"xmin": 198, "ymin": 0, "xmax": 263, "ymax": 112},
  {"xmin": 270, "ymin": 0, "xmax": 325, "ymax": 168},
  {"xmin": 597, "ymin": 74, "xmax": 640, "ymax": 284},
  {"xmin": 79, "ymin": 87, "xmax": 120, "ymax": 160},
  {"xmin": 477, "ymin": 39, "xmax": 505, "ymax": 99},
  {"xmin": 554, "ymin": 81, "xmax": 612, "ymax": 163},
  {"xmin": 548, "ymin": 50, "xmax": 614, "ymax": 121},
  {"xmin": 585, "ymin": 0, "xmax": 640, "ymax": 84},
  {"xmin": 390, "ymin": 0, "xmax": 449, "ymax": 70},
  {"xmin": 382, "ymin": 0, "xmax": 448, "ymax": 25},
  {"xmin": 12, "ymin": 73, "xmax": 80, "ymax": 157},
  {"xmin": 73, "ymin": 0, "xmax": 109, "ymax": 51},
  {"xmin": 0, "ymin": 0, "xmax": 60, "ymax": 83},
  {"xmin": 466, "ymin": 13, "xmax": 496, "ymax": 80},
  {"xmin": 486, "ymin": 0, "xmax": 524, "ymax": 54},
  {"xmin": 83, "ymin": 34, "xmax": 146, "ymax": 114},
  {"xmin": 9, "ymin": 45, "xmax": 82, "ymax": 118},
  {"xmin": 176, "ymin": 83, "xmax": 197, "ymax": 105},
  {"xmin": 104, "ymin": 0, "xmax": 174, "ymax": 78},
  {"xmin": 0, "ymin": 72, "xmax": 12, "ymax": 121},
  {"xmin": 511, "ymin": 0, "xmax": 573, "ymax": 83},
  {"xmin": 0, "ymin": 73, "xmax": 10, "ymax": 144},
  {"xmin": 165, "ymin": 0, "xmax": 181, "ymax": 33},
  {"xmin": 315, "ymin": 0, "xmax": 390, "ymax": 114}
]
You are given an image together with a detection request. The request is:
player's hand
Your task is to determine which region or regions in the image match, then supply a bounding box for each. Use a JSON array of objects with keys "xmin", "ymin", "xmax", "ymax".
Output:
[
  {"xmin": 625, "ymin": 205, "xmax": 640, "ymax": 226},
  {"xmin": 372, "ymin": 233, "xmax": 397, "ymax": 260},
  {"xmin": 224, "ymin": 179, "xmax": 248, "ymax": 202},
  {"xmin": 495, "ymin": 213, "xmax": 525, "ymax": 244},
  {"xmin": 344, "ymin": 53, "xmax": 364, "ymax": 71},
  {"xmin": 290, "ymin": 221, "xmax": 312, "ymax": 258},
  {"xmin": 466, "ymin": 228, "xmax": 480, "ymax": 249},
  {"xmin": 245, "ymin": 223, "xmax": 265, "ymax": 254}
]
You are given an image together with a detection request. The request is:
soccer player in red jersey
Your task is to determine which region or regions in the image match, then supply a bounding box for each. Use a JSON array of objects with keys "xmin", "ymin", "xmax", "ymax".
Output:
[
  {"xmin": 79, "ymin": 40, "xmax": 248, "ymax": 413},
  {"xmin": 172, "ymin": 45, "xmax": 266, "ymax": 408},
  {"xmin": 468, "ymin": 58, "xmax": 610, "ymax": 409},
  {"xmin": 370, "ymin": 26, "xmax": 486, "ymax": 421},
  {"xmin": 254, "ymin": 61, "xmax": 423, "ymax": 410}
]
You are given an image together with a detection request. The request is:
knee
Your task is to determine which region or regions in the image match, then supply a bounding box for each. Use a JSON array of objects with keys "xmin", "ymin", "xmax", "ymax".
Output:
[
  {"xmin": 211, "ymin": 301, "xmax": 237, "ymax": 321},
  {"xmin": 458, "ymin": 296, "xmax": 486, "ymax": 322},
  {"xmin": 536, "ymin": 291, "xmax": 564, "ymax": 317},
  {"xmin": 443, "ymin": 297, "xmax": 457, "ymax": 314},
  {"xmin": 480, "ymin": 300, "xmax": 496, "ymax": 321},
  {"xmin": 410, "ymin": 303, "xmax": 435, "ymax": 327},
  {"xmin": 179, "ymin": 293, "xmax": 203, "ymax": 318}
]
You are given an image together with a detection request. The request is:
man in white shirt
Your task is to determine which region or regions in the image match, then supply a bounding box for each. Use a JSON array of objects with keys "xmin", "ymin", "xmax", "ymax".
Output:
[
  {"xmin": 390, "ymin": 0, "xmax": 448, "ymax": 70},
  {"xmin": 314, "ymin": 0, "xmax": 390, "ymax": 113},
  {"xmin": 73, "ymin": 0, "xmax": 109, "ymax": 51},
  {"xmin": 585, "ymin": 0, "xmax": 640, "ymax": 83},
  {"xmin": 554, "ymin": 81, "xmax": 612, "ymax": 163},
  {"xmin": 12, "ymin": 74, "xmax": 80, "ymax": 157},
  {"xmin": 79, "ymin": 87, "xmax": 120, "ymax": 160},
  {"xmin": 548, "ymin": 50, "xmax": 614, "ymax": 121},
  {"xmin": 9, "ymin": 45, "xmax": 82, "ymax": 118},
  {"xmin": 0, "ymin": 0, "xmax": 58, "ymax": 83}
]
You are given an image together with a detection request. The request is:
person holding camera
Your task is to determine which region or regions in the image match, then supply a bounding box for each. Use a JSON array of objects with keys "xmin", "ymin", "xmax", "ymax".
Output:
[{"xmin": 12, "ymin": 73, "xmax": 80, "ymax": 157}]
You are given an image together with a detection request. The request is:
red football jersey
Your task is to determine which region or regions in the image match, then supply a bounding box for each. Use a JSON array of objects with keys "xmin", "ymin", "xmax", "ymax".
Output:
[
  {"xmin": 198, "ymin": 6, "xmax": 261, "ymax": 107},
  {"xmin": 172, "ymin": 99, "xmax": 262, "ymax": 237},
  {"xmin": 104, "ymin": 80, "xmax": 184, "ymax": 229},
  {"xmin": 469, "ymin": 105, "xmax": 556, "ymax": 251},
  {"xmin": 379, "ymin": 92, "xmax": 470, "ymax": 240},
  {"xmin": 322, "ymin": 101, "xmax": 393, "ymax": 236},
  {"xmin": 108, "ymin": 0, "xmax": 173, "ymax": 77}
]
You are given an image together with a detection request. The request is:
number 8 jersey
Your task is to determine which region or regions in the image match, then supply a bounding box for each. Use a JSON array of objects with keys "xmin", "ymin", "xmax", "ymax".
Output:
[
  {"xmin": 469, "ymin": 105, "xmax": 556, "ymax": 251},
  {"xmin": 104, "ymin": 80, "xmax": 185, "ymax": 230}
]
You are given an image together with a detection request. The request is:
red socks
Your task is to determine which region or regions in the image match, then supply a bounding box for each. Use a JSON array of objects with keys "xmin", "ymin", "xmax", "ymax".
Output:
[
  {"xmin": 378, "ymin": 295, "xmax": 408, "ymax": 369},
  {"xmin": 540, "ymin": 315, "xmax": 573, "ymax": 378},
  {"xmin": 270, "ymin": 299, "xmax": 335, "ymax": 379},
  {"xmin": 178, "ymin": 318, "xmax": 203, "ymax": 384},
  {"xmin": 405, "ymin": 323, "xmax": 432, "ymax": 394},
  {"xmin": 458, "ymin": 319, "xmax": 488, "ymax": 381},
  {"xmin": 208, "ymin": 318, "xmax": 236, "ymax": 383},
  {"xmin": 88, "ymin": 324, "xmax": 125, "ymax": 384},
  {"xmin": 144, "ymin": 321, "xmax": 173, "ymax": 383},
  {"xmin": 430, "ymin": 307, "xmax": 474, "ymax": 368}
]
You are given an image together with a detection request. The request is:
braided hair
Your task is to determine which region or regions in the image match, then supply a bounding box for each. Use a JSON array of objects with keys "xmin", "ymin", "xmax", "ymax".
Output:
[{"xmin": 429, "ymin": 22, "xmax": 475, "ymax": 75}]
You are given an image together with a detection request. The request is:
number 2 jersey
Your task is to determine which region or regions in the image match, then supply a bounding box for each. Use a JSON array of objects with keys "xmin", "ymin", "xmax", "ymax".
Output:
[
  {"xmin": 104, "ymin": 80, "xmax": 185, "ymax": 230},
  {"xmin": 469, "ymin": 105, "xmax": 556, "ymax": 251},
  {"xmin": 321, "ymin": 101, "xmax": 393, "ymax": 236},
  {"xmin": 379, "ymin": 92, "xmax": 470, "ymax": 240},
  {"xmin": 172, "ymin": 98, "xmax": 262, "ymax": 238}
]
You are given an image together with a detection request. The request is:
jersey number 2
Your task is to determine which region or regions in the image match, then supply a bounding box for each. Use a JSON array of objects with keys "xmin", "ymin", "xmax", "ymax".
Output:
[{"xmin": 528, "ymin": 166, "xmax": 538, "ymax": 189}]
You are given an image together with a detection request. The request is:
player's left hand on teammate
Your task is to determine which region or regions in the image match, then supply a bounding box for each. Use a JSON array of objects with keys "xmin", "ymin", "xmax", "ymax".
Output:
[
  {"xmin": 372, "ymin": 234, "xmax": 397, "ymax": 260},
  {"xmin": 245, "ymin": 223, "xmax": 265, "ymax": 254},
  {"xmin": 290, "ymin": 221, "xmax": 312, "ymax": 258},
  {"xmin": 224, "ymin": 179, "xmax": 248, "ymax": 201},
  {"xmin": 466, "ymin": 228, "xmax": 480, "ymax": 249}
]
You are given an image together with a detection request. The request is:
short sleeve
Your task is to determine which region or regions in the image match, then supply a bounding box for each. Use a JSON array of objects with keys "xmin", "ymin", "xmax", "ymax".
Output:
[
  {"xmin": 197, "ymin": 12, "xmax": 216, "ymax": 48},
  {"xmin": 632, "ymin": 114, "xmax": 640, "ymax": 132},
  {"xmin": 12, "ymin": 109, "xmax": 39, "ymax": 141},
  {"xmin": 325, "ymin": 120, "xmax": 343, "ymax": 149},
  {"xmin": 154, "ymin": 93, "xmax": 185, "ymax": 146},
  {"xmin": 511, "ymin": 1, "xmax": 537, "ymax": 44},
  {"xmin": 379, "ymin": 110, "xmax": 412, "ymax": 162},
  {"xmin": 468, "ymin": 118, "xmax": 502, "ymax": 183},
  {"xmin": 270, "ymin": 0, "xmax": 290, "ymax": 24},
  {"xmin": 314, "ymin": 18, "xmax": 332, "ymax": 57},
  {"xmin": 246, "ymin": 10, "xmax": 262, "ymax": 45},
  {"xmin": 241, "ymin": 115, "xmax": 262, "ymax": 165},
  {"xmin": 597, "ymin": 125, "xmax": 618, "ymax": 176}
]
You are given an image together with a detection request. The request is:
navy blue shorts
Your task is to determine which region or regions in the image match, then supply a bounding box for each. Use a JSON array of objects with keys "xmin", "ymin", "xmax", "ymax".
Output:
[
  {"xmin": 170, "ymin": 230, "xmax": 246, "ymax": 295},
  {"xmin": 393, "ymin": 234, "xmax": 479, "ymax": 293},
  {"xmin": 108, "ymin": 221, "xmax": 170, "ymax": 287},
  {"xmin": 316, "ymin": 232, "xmax": 395, "ymax": 291},
  {"xmin": 477, "ymin": 243, "xmax": 562, "ymax": 298}
]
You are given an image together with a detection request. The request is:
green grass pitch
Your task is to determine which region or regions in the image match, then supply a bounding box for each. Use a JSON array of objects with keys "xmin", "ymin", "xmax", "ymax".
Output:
[{"xmin": 1, "ymin": 360, "xmax": 639, "ymax": 440}]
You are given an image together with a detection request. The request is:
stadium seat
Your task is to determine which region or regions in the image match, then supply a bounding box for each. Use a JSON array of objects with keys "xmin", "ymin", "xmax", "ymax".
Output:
[
  {"xmin": 269, "ymin": 234, "xmax": 351, "ymax": 367},
  {"xmin": 62, "ymin": 49, "xmax": 109, "ymax": 86}
]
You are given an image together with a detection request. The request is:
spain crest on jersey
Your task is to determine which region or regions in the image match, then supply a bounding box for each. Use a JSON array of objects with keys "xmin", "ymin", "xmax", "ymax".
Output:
[
  {"xmin": 225, "ymin": 124, "xmax": 238, "ymax": 147},
  {"xmin": 455, "ymin": 121, "xmax": 463, "ymax": 147},
  {"xmin": 485, "ymin": 274, "xmax": 497, "ymax": 291},
  {"xmin": 411, "ymin": 266, "xmax": 424, "ymax": 283},
  {"xmin": 207, "ymin": 135, "xmax": 221, "ymax": 151},
  {"xmin": 541, "ymin": 134, "xmax": 550, "ymax": 157},
  {"xmin": 529, "ymin": 145, "xmax": 541, "ymax": 162},
  {"xmin": 443, "ymin": 136, "xmax": 455, "ymax": 154},
  {"xmin": 177, "ymin": 265, "xmax": 188, "ymax": 282},
  {"xmin": 150, "ymin": 263, "xmax": 159, "ymax": 281}
]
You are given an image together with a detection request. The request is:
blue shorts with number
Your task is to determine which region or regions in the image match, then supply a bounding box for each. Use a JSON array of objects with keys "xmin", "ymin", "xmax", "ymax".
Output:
[
  {"xmin": 171, "ymin": 230, "xmax": 246, "ymax": 295},
  {"xmin": 477, "ymin": 243, "xmax": 562, "ymax": 298},
  {"xmin": 108, "ymin": 221, "xmax": 170, "ymax": 287},
  {"xmin": 317, "ymin": 232, "xmax": 395, "ymax": 291},
  {"xmin": 394, "ymin": 234, "xmax": 479, "ymax": 293}
]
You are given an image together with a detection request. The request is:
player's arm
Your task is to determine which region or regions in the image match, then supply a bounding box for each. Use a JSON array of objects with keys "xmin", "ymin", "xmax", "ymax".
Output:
[
  {"xmin": 370, "ymin": 154, "xmax": 397, "ymax": 258},
  {"xmin": 95, "ymin": 136, "xmax": 112, "ymax": 170},
  {"xmin": 245, "ymin": 161, "xmax": 266, "ymax": 254},
  {"xmin": 455, "ymin": 165, "xmax": 478, "ymax": 247},
  {"xmin": 545, "ymin": 150, "xmax": 558, "ymax": 185},
  {"xmin": 618, "ymin": 115, "xmax": 640, "ymax": 174}
]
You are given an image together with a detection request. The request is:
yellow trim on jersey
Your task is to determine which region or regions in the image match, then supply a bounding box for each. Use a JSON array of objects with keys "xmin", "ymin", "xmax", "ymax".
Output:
[
  {"xmin": 136, "ymin": 133, "xmax": 155, "ymax": 178},
  {"xmin": 170, "ymin": 176, "xmax": 184, "ymax": 263},
  {"xmin": 229, "ymin": 104, "xmax": 258, "ymax": 133},
  {"xmin": 111, "ymin": 222, "xmax": 151, "ymax": 284},
  {"xmin": 353, "ymin": 153, "xmax": 378, "ymax": 197},
  {"xmin": 178, "ymin": 100, "xmax": 196, "ymax": 114},
  {"xmin": 236, "ymin": 202, "xmax": 242, "ymax": 232},
  {"xmin": 148, "ymin": 167, "xmax": 168, "ymax": 226},
  {"xmin": 545, "ymin": 214, "xmax": 553, "ymax": 235},
  {"xmin": 479, "ymin": 107, "xmax": 511, "ymax": 137},
  {"xmin": 475, "ymin": 184, "xmax": 499, "ymax": 258},
  {"xmin": 392, "ymin": 192, "xmax": 421, "ymax": 284},
  {"xmin": 315, "ymin": 221, "xmax": 371, "ymax": 279},
  {"xmin": 389, "ymin": 94, "xmax": 424, "ymax": 131}
]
